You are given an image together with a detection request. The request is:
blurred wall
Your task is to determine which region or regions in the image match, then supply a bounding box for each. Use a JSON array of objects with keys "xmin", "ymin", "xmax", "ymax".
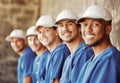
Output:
[
  {"xmin": 0, "ymin": 0, "xmax": 40, "ymax": 82},
  {"xmin": 0, "ymin": 0, "xmax": 120, "ymax": 82}
]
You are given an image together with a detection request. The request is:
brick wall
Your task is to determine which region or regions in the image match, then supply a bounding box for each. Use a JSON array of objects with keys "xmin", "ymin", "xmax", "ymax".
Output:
[{"xmin": 0, "ymin": 0, "xmax": 40, "ymax": 82}]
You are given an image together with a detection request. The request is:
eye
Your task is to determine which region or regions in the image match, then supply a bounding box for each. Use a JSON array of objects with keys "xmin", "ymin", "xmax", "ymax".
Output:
[
  {"xmin": 45, "ymin": 28, "xmax": 50, "ymax": 32},
  {"xmin": 93, "ymin": 22, "xmax": 101, "ymax": 27},
  {"xmin": 68, "ymin": 22, "xmax": 73, "ymax": 26},
  {"xmin": 37, "ymin": 31, "xmax": 41, "ymax": 34},
  {"xmin": 83, "ymin": 22, "xmax": 88, "ymax": 27},
  {"xmin": 57, "ymin": 24, "xmax": 63, "ymax": 28}
]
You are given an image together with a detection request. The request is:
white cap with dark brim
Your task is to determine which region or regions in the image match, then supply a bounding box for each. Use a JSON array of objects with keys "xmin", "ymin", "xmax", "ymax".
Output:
[
  {"xmin": 6, "ymin": 29, "xmax": 26, "ymax": 42},
  {"xmin": 26, "ymin": 26, "xmax": 38, "ymax": 37},
  {"xmin": 55, "ymin": 10, "xmax": 77, "ymax": 24},
  {"xmin": 35, "ymin": 15, "xmax": 55, "ymax": 31},
  {"xmin": 77, "ymin": 5, "xmax": 112, "ymax": 23}
]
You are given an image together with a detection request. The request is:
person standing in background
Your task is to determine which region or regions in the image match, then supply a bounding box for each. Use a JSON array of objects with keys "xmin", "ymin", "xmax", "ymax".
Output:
[
  {"xmin": 26, "ymin": 26, "xmax": 49, "ymax": 83},
  {"xmin": 6, "ymin": 29, "xmax": 36, "ymax": 83},
  {"xmin": 77, "ymin": 5, "xmax": 120, "ymax": 83},
  {"xmin": 56, "ymin": 10, "xmax": 93, "ymax": 83},
  {"xmin": 35, "ymin": 15, "xmax": 70, "ymax": 83}
]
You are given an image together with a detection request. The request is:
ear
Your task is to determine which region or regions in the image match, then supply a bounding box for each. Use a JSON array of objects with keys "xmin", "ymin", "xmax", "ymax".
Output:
[
  {"xmin": 78, "ymin": 24, "xmax": 81, "ymax": 32},
  {"xmin": 55, "ymin": 30, "xmax": 59, "ymax": 36},
  {"xmin": 56, "ymin": 27, "xmax": 59, "ymax": 33},
  {"xmin": 106, "ymin": 25, "xmax": 112, "ymax": 35}
]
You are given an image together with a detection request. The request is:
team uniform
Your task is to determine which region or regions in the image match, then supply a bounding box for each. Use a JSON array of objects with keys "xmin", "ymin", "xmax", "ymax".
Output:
[
  {"xmin": 45, "ymin": 44, "xmax": 70, "ymax": 83},
  {"xmin": 77, "ymin": 46, "xmax": 120, "ymax": 83},
  {"xmin": 32, "ymin": 50, "xmax": 50, "ymax": 83},
  {"xmin": 17, "ymin": 47, "xmax": 36, "ymax": 83},
  {"xmin": 60, "ymin": 42, "xmax": 93, "ymax": 83}
]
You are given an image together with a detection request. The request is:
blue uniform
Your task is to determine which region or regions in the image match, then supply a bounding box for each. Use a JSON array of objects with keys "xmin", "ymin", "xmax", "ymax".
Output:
[
  {"xmin": 45, "ymin": 44, "xmax": 70, "ymax": 83},
  {"xmin": 17, "ymin": 47, "xmax": 36, "ymax": 83},
  {"xmin": 77, "ymin": 46, "xmax": 120, "ymax": 83},
  {"xmin": 32, "ymin": 50, "xmax": 50, "ymax": 83},
  {"xmin": 60, "ymin": 42, "xmax": 93, "ymax": 83}
]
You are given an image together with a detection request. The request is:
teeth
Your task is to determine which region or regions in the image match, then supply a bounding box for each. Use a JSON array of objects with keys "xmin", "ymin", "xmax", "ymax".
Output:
[
  {"xmin": 63, "ymin": 32, "xmax": 71, "ymax": 37},
  {"xmin": 64, "ymin": 33, "xmax": 69, "ymax": 36},
  {"xmin": 85, "ymin": 35, "xmax": 94, "ymax": 38}
]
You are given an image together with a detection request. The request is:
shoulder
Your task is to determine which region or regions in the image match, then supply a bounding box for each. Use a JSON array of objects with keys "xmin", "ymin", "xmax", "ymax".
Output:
[
  {"xmin": 55, "ymin": 44, "xmax": 70, "ymax": 52},
  {"xmin": 22, "ymin": 47, "xmax": 36, "ymax": 59}
]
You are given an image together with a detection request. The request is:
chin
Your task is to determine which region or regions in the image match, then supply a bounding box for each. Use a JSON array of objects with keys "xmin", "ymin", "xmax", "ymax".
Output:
[
  {"xmin": 85, "ymin": 42, "xmax": 94, "ymax": 47},
  {"xmin": 86, "ymin": 42, "xmax": 99, "ymax": 47}
]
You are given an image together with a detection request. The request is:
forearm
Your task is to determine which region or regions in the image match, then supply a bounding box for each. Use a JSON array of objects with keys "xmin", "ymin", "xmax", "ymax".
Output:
[
  {"xmin": 23, "ymin": 76, "xmax": 32, "ymax": 83},
  {"xmin": 53, "ymin": 78, "xmax": 59, "ymax": 83}
]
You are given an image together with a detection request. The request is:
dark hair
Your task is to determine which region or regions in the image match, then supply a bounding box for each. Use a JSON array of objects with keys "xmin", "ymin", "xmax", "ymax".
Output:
[
  {"xmin": 96, "ymin": 19, "xmax": 112, "ymax": 26},
  {"xmin": 52, "ymin": 26, "xmax": 57, "ymax": 30}
]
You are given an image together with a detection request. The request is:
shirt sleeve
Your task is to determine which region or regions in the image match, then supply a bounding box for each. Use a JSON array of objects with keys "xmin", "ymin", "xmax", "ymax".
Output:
[
  {"xmin": 51, "ymin": 50, "xmax": 68, "ymax": 81},
  {"xmin": 22, "ymin": 53, "xmax": 35, "ymax": 77}
]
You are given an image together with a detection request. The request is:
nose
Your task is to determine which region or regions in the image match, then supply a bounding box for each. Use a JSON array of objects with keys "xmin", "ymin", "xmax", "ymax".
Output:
[
  {"xmin": 62, "ymin": 24, "xmax": 68, "ymax": 31},
  {"xmin": 41, "ymin": 32, "xmax": 46, "ymax": 38},
  {"xmin": 85, "ymin": 24, "xmax": 93, "ymax": 32}
]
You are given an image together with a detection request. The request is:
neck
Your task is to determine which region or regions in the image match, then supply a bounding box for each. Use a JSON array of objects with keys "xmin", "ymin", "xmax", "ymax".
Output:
[
  {"xmin": 47, "ymin": 38, "xmax": 62, "ymax": 53},
  {"xmin": 18, "ymin": 46, "xmax": 27, "ymax": 56},
  {"xmin": 67, "ymin": 36, "xmax": 83, "ymax": 54},
  {"xmin": 93, "ymin": 38, "xmax": 112, "ymax": 58},
  {"xmin": 36, "ymin": 47, "xmax": 47, "ymax": 56}
]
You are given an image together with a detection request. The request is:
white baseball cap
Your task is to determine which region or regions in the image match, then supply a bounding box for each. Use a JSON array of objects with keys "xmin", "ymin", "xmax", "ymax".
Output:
[
  {"xmin": 35, "ymin": 15, "xmax": 55, "ymax": 30},
  {"xmin": 55, "ymin": 10, "xmax": 77, "ymax": 24},
  {"xmin": 77, "ymin": 5, "xmax": 112, "ymax": 23},
  {"xmin": 26, "ymin": 26, "xmax": 38, "ymax": 37},
  {"xmin": 6, "ymin": 29, "xmax": 26, "ymax": 41}
]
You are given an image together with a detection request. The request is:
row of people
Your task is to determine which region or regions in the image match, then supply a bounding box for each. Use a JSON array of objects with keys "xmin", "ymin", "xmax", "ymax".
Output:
[{"xmin": 6, "ymin": 5, "xmax": 120, "ymax": 83}]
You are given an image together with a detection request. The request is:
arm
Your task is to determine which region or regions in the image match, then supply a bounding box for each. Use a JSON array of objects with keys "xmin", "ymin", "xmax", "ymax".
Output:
[
  {"xmin": 53, "ymin": 78, "xmax": 59, "ymax": 83},
  {"xmin": 51, "ymin": 51, "xmax": 68, "ymax": 83},
  {"xmin": 23, "ymin": 76, "xmax": 32, "ymax": 83}
]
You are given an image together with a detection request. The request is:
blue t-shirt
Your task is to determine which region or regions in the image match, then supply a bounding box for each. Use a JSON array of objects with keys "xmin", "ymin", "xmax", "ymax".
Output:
[
  {"xmin": 60, "ymin": 42, "xmax": 93, "ymax": 83},
  {"xmin": 32, "ymin": 50, "xmax": 50, "ymax": 83},
  {"xmin": 17, "ymin": 47, "xmax": 36, "ymax": 83},
  {"xmin": 77, "ymin": 46, "xmax": 120, "ymax": 83},
  {"xmin": 45, "ymin": 44, "xmax": 70, "ymax": 83}
]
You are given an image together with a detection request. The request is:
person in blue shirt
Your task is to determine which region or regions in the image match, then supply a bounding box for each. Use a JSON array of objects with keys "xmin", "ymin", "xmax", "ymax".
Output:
[
  {"xmin": 55, "ymin": 10, "xmax": 93, "ymax": 83},
  {"xmin": 77, "ymin": 5, "xmax": 120, "ymax": 83},
  {"xmin": 6, "ymin": 29, "xmax": 36, "ymax": 83},
  {"xmin": 35, "ymin": 15, "xmax": 70, "ymax": 83},
  {"xmin": 26, "ymin": 26, "xmax": 49, "ymax": 83}
]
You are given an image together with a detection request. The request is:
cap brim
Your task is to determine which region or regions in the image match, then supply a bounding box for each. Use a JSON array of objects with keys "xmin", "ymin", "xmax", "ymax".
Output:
[
  {"xmin": 34, "ymin": 26, "xmax": 39, "ymax": 31},
  {"xmin": 55, "ymin": 19, "xmax": 76, "ymax": 24},
  {"xmin": 77, "ymin": 18, "xmax": 85, "ymax": 23},
  {"xmin": 5, "ymin": 36, "xmax": 11, "ymax": 41},
  {"xmin": 5, "ymin": 36, "xmax": 26, "ymax": 42},
  {"xmin": 35, "ymin": 25, "xmax": 56, "ymax": 31},
  {"xmin": 77, "ymin": 16, "xmax": 106, "ymax": 23}
]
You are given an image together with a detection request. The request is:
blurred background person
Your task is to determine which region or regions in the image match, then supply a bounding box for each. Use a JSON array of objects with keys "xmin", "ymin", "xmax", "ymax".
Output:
[
  {"xmin": 6, "ymin": 29, "xmax": 36, "ymax": 83},
  {"xmin": 26, "ymin": 26, "xmax": 49, "ymax": 83}
]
